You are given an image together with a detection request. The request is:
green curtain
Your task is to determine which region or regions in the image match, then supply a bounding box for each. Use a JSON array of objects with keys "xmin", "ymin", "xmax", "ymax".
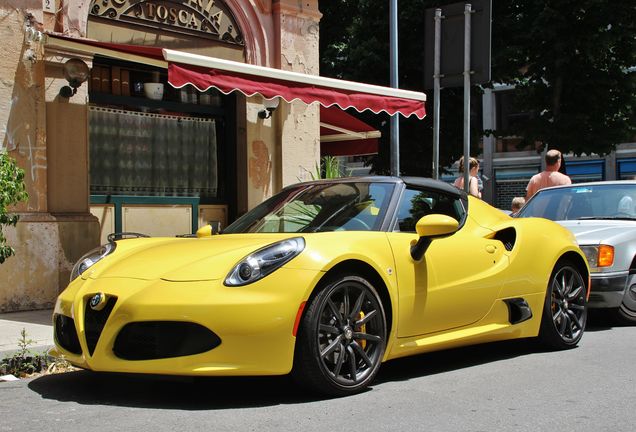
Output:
[{"xmin": 89, "ymin": 107, "xmax": 218, "ymax": 198}]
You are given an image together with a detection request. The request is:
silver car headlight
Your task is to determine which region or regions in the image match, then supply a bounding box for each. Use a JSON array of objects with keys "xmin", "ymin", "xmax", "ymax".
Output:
[
  {"xmin": 225, "ymin": 237, "xmax": 305, "ymax": 286},
  {"xmin": 70, "ymin": 243, "xmax": 117, "ymax": 282},
  {"xmin": 579, "ymin": 244, "xmax": 615, "ymax": 269}
]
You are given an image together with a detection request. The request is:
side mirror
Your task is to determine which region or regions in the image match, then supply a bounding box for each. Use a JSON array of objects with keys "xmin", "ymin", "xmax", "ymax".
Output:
[
  {"xmin": 196, "ymin": 221, "xmax": 222, "ymax": 238},
  {"xmin": 415, "ymin": 214, "xmax": 459, "ymax": 238},
  {"xmin": 411, "ymin": 214, "xmax": 459, "ymax": 261}
]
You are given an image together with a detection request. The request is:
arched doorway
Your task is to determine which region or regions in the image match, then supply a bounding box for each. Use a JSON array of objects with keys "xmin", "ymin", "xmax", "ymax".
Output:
[{"xmin": 85, "ymin": 0, "xmax": 249, "ymax": 241}]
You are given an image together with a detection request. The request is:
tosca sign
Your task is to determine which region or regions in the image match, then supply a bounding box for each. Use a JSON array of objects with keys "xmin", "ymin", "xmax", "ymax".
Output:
[{"xmin": 89, "ymin": 0, "xmax": 244, "ymax": 46}]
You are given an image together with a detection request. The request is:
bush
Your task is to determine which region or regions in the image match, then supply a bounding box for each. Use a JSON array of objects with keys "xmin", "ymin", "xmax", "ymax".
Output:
[{"xmin": 0, "ymin": 152, "xmax": 29, "ymax": 263}]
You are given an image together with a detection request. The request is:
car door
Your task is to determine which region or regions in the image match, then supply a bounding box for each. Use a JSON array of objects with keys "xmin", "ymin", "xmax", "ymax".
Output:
[{"xmin": 387, "ymin": 187, "xmax": 508, "ymax": 337}]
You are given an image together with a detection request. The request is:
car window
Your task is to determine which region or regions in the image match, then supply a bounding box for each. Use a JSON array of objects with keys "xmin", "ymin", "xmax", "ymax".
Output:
[
  {"xmin": 395, "ymin": 188, "xmax": 465, "ymax": 232},
  {"xmin": 225, "ymin": 182, "xmax": 395, "ymax": 233},
  {"xmin": 518, "ymin": 184, "xmax": 636, "ymax": 221}
]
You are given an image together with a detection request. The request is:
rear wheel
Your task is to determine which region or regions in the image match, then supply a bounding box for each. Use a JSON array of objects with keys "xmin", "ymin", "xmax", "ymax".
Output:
[
  {"xmin": 293, "ymin": 275, "xmax": 387, "ymax": 396},
  {"xmin": 538, "ymin": 261, "xmax": 587, "ymax": 349}
]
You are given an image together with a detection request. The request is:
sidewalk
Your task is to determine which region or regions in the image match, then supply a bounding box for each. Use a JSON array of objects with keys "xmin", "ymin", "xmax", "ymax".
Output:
[{"xmin": 0, "ymin": 309, "xmax": 54, "ymax": 357}]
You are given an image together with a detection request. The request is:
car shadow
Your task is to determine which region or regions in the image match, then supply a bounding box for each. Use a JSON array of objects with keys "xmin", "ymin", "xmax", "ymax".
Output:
[
  {"xmin": 28, "ymin": 371, "xmax": 316, "ymax": 408},
  {"xmin": 585, "ymin": 310, "xmax": 620, "ymax": 332},
  {"xmin": 374, "ymin": 338, "xmax": 536, "ymax": 384},
  {"xmin": 28, "ymin": 338, "xmax": 543, "ymax": 409}
]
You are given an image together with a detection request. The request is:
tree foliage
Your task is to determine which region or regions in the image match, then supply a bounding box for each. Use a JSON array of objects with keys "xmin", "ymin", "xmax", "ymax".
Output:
[
  {"xmin": 0, "ymin": 152, "xmax": 29, "ymax": 263},
  {"xmin": 319, "ymin": 0, "xmax": 636, "ymax": 173},
  {"xmin": 493, "ymin": 1, "xmax": 635, "ymax": 155}
]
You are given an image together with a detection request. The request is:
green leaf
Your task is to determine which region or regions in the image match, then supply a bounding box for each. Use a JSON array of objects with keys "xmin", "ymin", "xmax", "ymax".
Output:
[{"xmin": 0, "ymin": 152, "xmax": 29, "ymax": 264}]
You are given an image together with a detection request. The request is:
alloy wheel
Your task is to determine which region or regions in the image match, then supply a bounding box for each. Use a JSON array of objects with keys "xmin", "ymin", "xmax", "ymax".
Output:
[
  {"xmin": 316, "ymin": 279, "xmax": 386, "ymax": 387},
  {"xmin": 550, "ymin": 265, "xmax": 586, "ymax": 343}
]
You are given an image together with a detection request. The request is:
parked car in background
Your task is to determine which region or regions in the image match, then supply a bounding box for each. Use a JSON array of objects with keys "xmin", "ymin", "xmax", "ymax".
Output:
[
  {"xmin": 516, "ymin": 181, "xmax": 636, "ymax": 324},
  {"xmin": 52, "ymin": 177, "xmax": 589, "ymax": 396}
]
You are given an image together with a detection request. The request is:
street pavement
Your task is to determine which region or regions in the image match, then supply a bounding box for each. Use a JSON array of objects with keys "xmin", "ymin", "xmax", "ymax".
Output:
[
  {"xmin": 0, "ymin": 312, "xmax": 634, "ymax": 432},
  {"xmin": 0, "ymin": 309, "xmax": 53, "ymax": 357}
]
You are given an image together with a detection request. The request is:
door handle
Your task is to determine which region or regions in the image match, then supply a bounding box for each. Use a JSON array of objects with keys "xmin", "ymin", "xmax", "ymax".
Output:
[{"xmin": 485, "ymin": 244, "xmax": 497, "ymax": 254}]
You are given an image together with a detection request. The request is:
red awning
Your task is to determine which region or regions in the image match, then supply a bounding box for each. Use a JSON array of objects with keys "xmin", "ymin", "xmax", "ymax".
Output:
[
  {"xmin": 45, "ymin": 34, "xmax": 426, "ymax": 119},
  {"xmin": 320, "ymin": 106, "xmax": 380, "ymax": 156}
]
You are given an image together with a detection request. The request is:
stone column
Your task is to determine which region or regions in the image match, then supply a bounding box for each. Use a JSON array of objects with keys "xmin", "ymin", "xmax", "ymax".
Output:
[{"xmin": 272, "ymin": 0, "xmax": 322, "ymax": 189}]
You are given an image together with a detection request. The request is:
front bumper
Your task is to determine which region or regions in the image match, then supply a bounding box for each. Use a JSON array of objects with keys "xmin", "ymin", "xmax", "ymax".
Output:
[
  {"xmin": 51, "ymin": 268, "xmax": 321, "ymax": 376},
  {"xmin": 588, "ymin": 272, "xmax": 628, "ymax": 308}
]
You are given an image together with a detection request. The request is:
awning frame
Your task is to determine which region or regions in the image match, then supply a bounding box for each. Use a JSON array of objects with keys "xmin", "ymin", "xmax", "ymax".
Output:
[
  {"xmin": 45, "ymin": 34, "xmax": 426, "ymax": 119},
  {"xmin": 319, "ymin": 122, "xmax": 382, "ymax": 143}
]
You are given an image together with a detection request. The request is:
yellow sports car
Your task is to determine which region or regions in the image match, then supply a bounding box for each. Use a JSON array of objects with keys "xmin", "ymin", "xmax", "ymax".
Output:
[{"xmin": 52, "ymin": 177, "xmax": 589, "ymax": 396}]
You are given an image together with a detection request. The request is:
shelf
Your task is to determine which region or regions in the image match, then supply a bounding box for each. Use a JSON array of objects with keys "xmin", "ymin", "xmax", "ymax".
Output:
[{"xmin": 89, "ymin": 93, "xmax": 225, "ymax": 116}]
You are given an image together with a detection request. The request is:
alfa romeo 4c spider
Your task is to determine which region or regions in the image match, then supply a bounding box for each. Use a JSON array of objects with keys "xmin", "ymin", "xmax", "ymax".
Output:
[{"xmin": 52, "ymin": 177, "xmax": 589, "ymax": 396}]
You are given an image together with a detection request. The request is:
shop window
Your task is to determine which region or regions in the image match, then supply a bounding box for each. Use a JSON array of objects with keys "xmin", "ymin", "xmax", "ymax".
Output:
[
  {"xmin": 565, "ymin": 160, "xmax": 604, "ymax": 183},
  {"xmin": 88, "ymin": 57, "xmax": 229, "ymax": 202},
  {"xmin": 89, "ymin": 107, "xmax": 218, "ymax": 198},
  {"xmin": 618, "ymin": 158, "xmax": 636, "ymax": 180}
]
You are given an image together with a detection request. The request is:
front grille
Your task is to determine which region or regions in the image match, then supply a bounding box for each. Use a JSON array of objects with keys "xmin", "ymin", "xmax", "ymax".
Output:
[
  {"xmin": 113, "ymin": 321, "xmax": 221, "ymax": 360},
  {"xmin": 84, "ymin": 296, "xmax": 117, "ymax": 355},
  {"xmin": 54, "ymin": 314, "xmax": 82, "ymax": 354}
]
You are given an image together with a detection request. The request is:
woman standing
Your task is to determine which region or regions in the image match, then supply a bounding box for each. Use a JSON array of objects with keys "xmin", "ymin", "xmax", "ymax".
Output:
[{"xmin": 453, "ymin": 157, "xmax": 481, "ymax": 198}]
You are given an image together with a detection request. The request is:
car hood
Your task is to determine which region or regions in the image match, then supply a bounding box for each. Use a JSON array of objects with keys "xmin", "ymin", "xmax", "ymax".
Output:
[
  {"xmin": 557, "ymin": 220, "xmax": 636, "ymax": 245},
  {"xmin": 84, "ymin": 234, "xmax": 302, "ymax": 282}
]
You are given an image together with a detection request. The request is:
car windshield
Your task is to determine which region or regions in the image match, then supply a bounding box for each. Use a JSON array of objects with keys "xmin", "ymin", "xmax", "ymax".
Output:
[
  {"xmin": 224, "ymin": 182, "xmax": 395, "ymax": 233},
  {"xmin": 517, "ymin": 183, "xmax": 636, "ymax": 221}
]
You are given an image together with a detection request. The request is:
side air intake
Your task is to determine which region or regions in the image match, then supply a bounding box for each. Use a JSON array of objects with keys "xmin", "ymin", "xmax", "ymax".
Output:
[
  {"xmin": 493, "ymin": 227, "xmax": 517, "ymax": 251},
  {"xmin": 503, "ymin": 298, "xmax": 533, "ymax": 324}
]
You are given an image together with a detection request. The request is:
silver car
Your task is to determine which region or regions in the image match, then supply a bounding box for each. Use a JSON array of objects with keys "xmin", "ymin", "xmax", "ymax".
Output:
[{"xmin": 516, "ymin": 181, "xmax": 636, "ymax": 324}]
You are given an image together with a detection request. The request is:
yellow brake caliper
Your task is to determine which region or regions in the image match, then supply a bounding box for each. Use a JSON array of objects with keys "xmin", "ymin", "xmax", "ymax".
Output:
[{"xmin": 356, "ymin": 311, "xmax": 367, "ymax": 349}]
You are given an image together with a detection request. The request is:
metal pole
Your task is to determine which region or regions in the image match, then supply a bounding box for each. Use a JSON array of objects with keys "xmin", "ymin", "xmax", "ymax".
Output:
[
  {"xmin": 390, "ymin": 0, "xmax": 399, "ymax": 176},
  {"xmin": 463, "ymin": 3, "xmax": 472, "ymax": 193},
  {"xmin": 482, "ymin": 87, "xmax": 495, "ymax": 203},
  {"xmin": 432, "ymin": 8, "xmax": 442, "ymax": 180}
]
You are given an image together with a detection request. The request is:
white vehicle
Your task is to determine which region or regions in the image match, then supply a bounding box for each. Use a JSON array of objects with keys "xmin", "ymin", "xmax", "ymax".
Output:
[{"xmin": 517, "ymin": 181, "xmax": 636, "ymax": 324}]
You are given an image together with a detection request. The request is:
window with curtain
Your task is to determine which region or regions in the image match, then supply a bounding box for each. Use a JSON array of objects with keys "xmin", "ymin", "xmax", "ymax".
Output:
[{"xmin": 89, "ymin": 107, "xmax": 218, "ymax": 199}]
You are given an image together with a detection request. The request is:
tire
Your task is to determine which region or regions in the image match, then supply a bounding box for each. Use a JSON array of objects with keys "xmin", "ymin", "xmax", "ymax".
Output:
[
  {"xmin": 538, "ymin": 260, "xmax": 587, "ymax": 349},
  {"xmin": 293, "ymin": 274, "xmax": 387, "ymax": 396},
  {"xmin": 615, "ymin": 274, "xmax": 636, "ymax": 325}
]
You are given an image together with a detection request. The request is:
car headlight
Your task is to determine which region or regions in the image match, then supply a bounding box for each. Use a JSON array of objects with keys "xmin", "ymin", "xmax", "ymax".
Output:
[
  {"xmin": 580, "ymin": 244, "xmax": 614, "ymax": 268},
  {"xmin": 225, "ymin": 237, "xmax": 305, "ymax": 286},
  {"xmin": 70, "ymin": 243, "xmax": 117, "ymax": 282}
]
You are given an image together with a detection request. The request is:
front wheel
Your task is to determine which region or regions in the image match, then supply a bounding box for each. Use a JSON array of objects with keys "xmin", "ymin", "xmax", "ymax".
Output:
[
  {"xmin": 615, "ymin": 274, "xmax": 636, "ymax": 325},
  {"xmin": 538, "ymin": 261, "xmax": 587, "ymax": 349},
  {"xmin": 293, "ymin": 275, "xmax": 387, "ymax": 396}
]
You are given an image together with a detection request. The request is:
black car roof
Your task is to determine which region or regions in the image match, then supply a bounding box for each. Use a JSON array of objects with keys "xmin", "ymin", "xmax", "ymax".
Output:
[{"xmin": 288, "ymin": 176, "xmax": 464, "ymax": 199}]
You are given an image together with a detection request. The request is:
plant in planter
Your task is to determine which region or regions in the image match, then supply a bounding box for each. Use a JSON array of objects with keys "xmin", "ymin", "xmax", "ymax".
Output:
[{"xmin": 0, "ymin": 151, "xmax": 29, "ymax": 264}]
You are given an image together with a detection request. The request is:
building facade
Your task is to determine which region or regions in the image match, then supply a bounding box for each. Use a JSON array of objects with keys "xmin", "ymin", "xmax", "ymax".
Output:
[{"xmin": 0, "ymin": 0, "xmax": 323, "ymax": 311}]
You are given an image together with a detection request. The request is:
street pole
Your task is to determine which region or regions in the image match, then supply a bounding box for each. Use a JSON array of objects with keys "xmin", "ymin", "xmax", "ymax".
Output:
[
  {"xmin": 390, "ymin": 0, "xmax": 399, "ymax": 176},
  {"xmin": 432, "ymin": 8, "xmax": 442, "ymax": 180},
  {"xmin": 463, "ymin": 3, "xmax": 472, "ymax": 193}
]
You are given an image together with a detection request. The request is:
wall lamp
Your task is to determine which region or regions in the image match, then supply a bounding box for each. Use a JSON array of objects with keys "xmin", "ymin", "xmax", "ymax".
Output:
[
  {"xmin": 59, "ymin": 58, "xmax": 90, "ymax": 98},
  {"xmin": 258, "ymin": 97, "xmax": 280, "ymax": 119}
]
